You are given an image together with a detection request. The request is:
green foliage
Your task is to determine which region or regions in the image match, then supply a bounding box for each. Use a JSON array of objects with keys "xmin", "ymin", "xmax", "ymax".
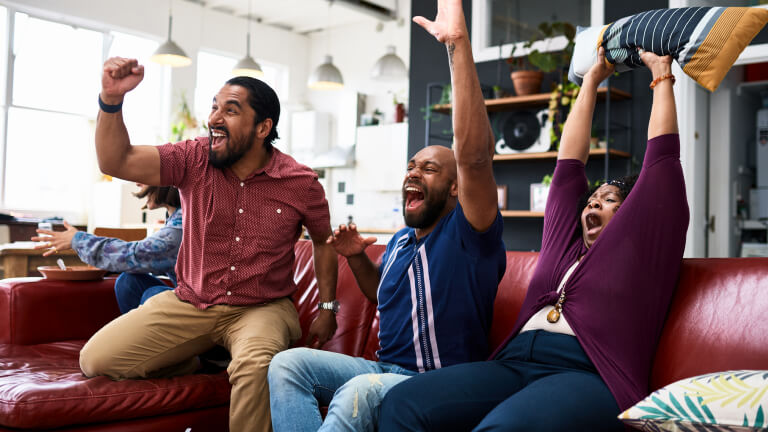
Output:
[
  {"xmin": 507, "ymin": 21, "xmax": 576, "ymax": 73},
  {"xmin": 170, "ymin": 91, "xmax": 200, "ymax": 142},
  {"xmin": 541, "ymin": 174, "xmax": 553, "ymax": 186}
]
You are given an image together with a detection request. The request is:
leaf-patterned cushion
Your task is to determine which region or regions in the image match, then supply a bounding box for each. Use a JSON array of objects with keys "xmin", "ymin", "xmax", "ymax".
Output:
[{"xmin": 620, "ymin": 370, "xmax": 768, "ymax": 431}]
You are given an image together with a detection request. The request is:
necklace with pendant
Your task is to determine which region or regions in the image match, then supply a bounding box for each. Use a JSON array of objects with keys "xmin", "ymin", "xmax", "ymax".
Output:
[{"xmin": 547, "ymin": 290, "xmax": 566, "ymax": 323}]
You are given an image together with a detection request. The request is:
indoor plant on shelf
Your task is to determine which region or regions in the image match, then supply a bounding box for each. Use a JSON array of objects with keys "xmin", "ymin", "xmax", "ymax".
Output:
[{"xmin": 506, "ymin": 21, "xmax": 576, "ymax": 96}]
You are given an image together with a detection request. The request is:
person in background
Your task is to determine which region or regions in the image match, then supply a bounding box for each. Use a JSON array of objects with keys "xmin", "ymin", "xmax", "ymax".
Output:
[{"xmin": 32, "ymin": 185, "xmax": 182, "ymax": 314}]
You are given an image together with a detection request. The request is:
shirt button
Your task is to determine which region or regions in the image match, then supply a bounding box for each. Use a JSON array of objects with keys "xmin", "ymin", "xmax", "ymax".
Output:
[
  {"xmin": 230, "ymin": 266, "xmax": 236, "ymax": 271},
  {"xmin": 235, "ymin": 237, "xmax": 240, "ymax": 242},
  {"xmin": 240, "ymin": 182, "xmax": 244, "ymax": 187},
  {"xmin": 226, "ymin": 291, "xmax": 232, "ymax": 296},
  {"xmin": 276, "ymin": 208, "xmax": 282, "ymax": 214},
  {"xmin": 239, "ymin": 209, "xmax": 244, "ymax": 214}
]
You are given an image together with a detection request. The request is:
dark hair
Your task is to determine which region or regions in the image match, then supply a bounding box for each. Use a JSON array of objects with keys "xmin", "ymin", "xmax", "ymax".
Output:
[
  {"xmin": 134, "ymin": 186, "xmax": 181, "ymax": 209},
  {"xmin": 577, "ymin": 174, "xmax": 639, "ymax": 212},
  {"xmin": 225, "ymin": 76, "xmax": 280, "ymax": 151}
]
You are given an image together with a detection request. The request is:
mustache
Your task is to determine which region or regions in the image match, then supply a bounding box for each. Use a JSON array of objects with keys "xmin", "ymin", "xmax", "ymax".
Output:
[{"xmin": 209, "ymin": 126, "xmax": 229, "ymax": 135}]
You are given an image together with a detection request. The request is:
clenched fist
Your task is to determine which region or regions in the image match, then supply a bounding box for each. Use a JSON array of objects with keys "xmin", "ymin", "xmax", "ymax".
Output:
[{"xmin": 101, "ymin": 57, "xmax": 144, "ymax": 104}]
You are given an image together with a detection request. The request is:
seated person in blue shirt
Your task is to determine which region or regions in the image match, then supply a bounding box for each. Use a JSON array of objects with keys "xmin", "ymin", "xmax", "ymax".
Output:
[
  {"xmin": 267, "ymin": 9, "xmax": 507, "ymax": 428},
  {"xmin": 32, "ymin": 185, "xmax": 182, "ymax": 314}
]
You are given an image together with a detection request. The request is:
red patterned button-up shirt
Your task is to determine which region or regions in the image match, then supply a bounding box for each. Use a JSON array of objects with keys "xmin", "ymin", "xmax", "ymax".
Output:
[{"xmin": 158, "ymin": 137, "xmax": 330, "ymax": 309}]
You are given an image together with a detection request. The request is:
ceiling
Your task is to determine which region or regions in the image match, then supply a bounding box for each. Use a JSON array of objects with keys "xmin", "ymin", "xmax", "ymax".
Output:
[{"xmin": 184, "ymin": 0, "xmax": 400, "ymax": 34}]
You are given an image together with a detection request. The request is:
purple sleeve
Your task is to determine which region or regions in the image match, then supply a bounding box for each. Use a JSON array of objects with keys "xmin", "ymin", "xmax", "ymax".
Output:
[{"xmin": 541, "ymin": 159, "xmax": 588, "ymax": 253}]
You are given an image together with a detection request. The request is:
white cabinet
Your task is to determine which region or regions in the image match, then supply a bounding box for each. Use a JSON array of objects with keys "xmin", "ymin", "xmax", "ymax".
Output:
[
  {"xmin": 290, "ymin": 111, "xmax": 330, "ymax": 165},
  {"xmin": 355, "ymin": 123, "xmax": 408, "ymax": 191}
]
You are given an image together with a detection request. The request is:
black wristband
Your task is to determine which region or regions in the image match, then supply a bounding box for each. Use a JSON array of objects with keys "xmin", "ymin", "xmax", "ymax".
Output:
[{"xmin": 98, "ymin": 94, "xmax": 122, "ymax": 113}]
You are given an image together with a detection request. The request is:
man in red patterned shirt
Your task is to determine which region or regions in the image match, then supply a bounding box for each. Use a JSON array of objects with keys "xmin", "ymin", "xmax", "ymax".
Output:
[{"xmin": 79, "ymin": 57, "xmax": 339, "ymax": 432}]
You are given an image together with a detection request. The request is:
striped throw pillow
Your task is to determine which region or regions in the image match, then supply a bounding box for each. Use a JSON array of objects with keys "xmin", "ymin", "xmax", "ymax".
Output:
[{"xmin": 568, "ymin": 7, "xmax": 768, "ymax": 91}]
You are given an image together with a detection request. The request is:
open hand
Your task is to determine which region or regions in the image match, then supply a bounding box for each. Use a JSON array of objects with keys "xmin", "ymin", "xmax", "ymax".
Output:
[
  {"xmin": 583, "ymin": 47, "xmax": 615, "ymax": 86},
  {"xmin": 31, "ymin": 221, "xmax": 78, "ymax": 257},
  {"xmin": 326, "ymin": 224, "xmax": 376, "ymax": 258},
  {"xmin": 413, "ymin": 0, "xmax": 467, "ymax": 44},
  {"xmin": 101, "ymin": 57, "xmax": 144, "ymax": 104}
]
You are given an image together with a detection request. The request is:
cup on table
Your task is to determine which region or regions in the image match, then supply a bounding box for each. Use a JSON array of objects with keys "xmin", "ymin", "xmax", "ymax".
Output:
[{"xmin": 37, "ymin": 222, "xmax": 52, "ymax": 245}]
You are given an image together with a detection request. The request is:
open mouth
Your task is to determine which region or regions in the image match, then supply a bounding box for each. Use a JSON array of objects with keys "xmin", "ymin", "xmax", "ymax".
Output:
[
  {"xmin": 404, "ymin": 184, "xmax": 425, "ymax": 212},
  {"xmin": 585, "ymin": 213, "xmax": 602, "ymax": 236},
  {"xmin": 210, "ymin": 127, "xmax": 229, "ymax": 151}
]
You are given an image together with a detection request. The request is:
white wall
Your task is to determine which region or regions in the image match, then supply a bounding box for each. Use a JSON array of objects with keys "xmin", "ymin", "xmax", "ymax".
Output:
[{"xmin": 306, "ymin": 0, "xmax": 411, "ymax": 148}]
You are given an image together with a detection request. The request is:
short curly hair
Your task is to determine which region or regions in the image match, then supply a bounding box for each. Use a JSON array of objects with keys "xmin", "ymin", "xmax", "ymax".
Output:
[{"xmin": 577, "ymin": 174, "xmax": 639, "ymax": 212}]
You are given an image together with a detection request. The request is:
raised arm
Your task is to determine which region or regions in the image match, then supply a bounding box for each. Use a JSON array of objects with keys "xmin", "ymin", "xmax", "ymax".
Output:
[
  {"xmin": 414, "ymin": 0, "xmax": 497, "ymax": 232},
  {"xmin": 326, "ymin": 224, "xmax": 379, "ymax": 303},
  {"xmin": 558, "ymin": 47, "xmax": 614, "ymax": 163},
  {"xmin": 639, "ymin": 50, "xmax": 678, "ymax": 139},
  {"xmin": 96, "ymin": 57, "xmax": 161, "ymax": 185}
]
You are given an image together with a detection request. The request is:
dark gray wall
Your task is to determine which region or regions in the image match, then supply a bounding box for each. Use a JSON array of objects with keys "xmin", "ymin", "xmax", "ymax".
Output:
[{"xmin": 408, "ymin": 0, "xmax": 667, "ymax": 250}]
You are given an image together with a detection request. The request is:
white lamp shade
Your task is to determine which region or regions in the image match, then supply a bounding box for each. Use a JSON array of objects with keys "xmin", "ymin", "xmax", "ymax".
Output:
[
  {"xmin": 308, "ymin": 55, "xmax": 344, "ymax": 90},
  {"xmin": 371, "ymin": 45, "xmax": 407, "ymax": 81},
  {"xmin": 151, "ymin": 15, "xmax": 191, "ymax": 67},
  {"xmin": 233, "ymin": 55, "xmax": 264, "ymax": 78}
]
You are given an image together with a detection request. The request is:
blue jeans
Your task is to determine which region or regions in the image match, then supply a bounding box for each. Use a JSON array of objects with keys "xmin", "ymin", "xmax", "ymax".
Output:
[
  {"xmin": 379, "ymin": 330, "xmax": 623, "ymax": 432},
  {"xmin": 114, "ymin": 273, "xmax": 173, "ymax": 314},
  {"xmin": 268, "ymin": 347, "xmax": 417, "ymax": 432}
]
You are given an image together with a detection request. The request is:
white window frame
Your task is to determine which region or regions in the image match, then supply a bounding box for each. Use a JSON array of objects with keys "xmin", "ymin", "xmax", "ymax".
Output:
[
  {"xmin": 0, "ymin": 5, "xmax": 168, "ymax": 219},
  {"xmin": 471, "ymin": 0, "xmax": 605, "ymax": 63}
]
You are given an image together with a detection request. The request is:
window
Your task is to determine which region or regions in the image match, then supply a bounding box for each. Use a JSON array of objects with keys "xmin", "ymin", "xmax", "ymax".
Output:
[
  {"xmin": 194, "ymin": 50, "xmax": 289, "ymax": 126},
  {"xmin": 108, "ymin": 31, "xmax": 168, "ymax": 146},
  {"xmin": 472, "ymin": 0, "xmax": 597, "ymax": 63},
  {"xmin": 0, "ymin": 11, "xmax": 168, "ymax": 215}
]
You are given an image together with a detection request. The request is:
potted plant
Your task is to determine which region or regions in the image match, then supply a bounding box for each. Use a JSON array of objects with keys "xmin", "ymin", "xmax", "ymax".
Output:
[
  {"xmin": 507, "ymin": 21, "xmax": 576, "ymax": 96},
  {"xmin": 530, "ymin": 173, "xmax": 552, "ymax": 212}
]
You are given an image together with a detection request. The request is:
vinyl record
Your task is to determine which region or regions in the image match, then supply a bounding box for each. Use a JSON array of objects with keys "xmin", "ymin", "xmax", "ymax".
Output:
[{"xmin": 502, "ymin": 111, "xmax": 540, "ymax": 151}]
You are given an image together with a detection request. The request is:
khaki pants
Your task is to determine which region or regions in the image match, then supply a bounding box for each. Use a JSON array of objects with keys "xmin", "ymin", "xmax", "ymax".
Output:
[{"xmin": 80, "ymin": 290, "xmax": 301, "ymax": 432}]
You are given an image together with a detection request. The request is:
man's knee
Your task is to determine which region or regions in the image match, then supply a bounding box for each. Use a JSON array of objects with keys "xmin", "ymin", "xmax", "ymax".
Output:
[
  {"xmin": 79, "ymin": 342, "xmax": 122, "ymax": 378},
  {"xmin": 267, "ymin": 348, "xmax": 311, "ymax": 385}
]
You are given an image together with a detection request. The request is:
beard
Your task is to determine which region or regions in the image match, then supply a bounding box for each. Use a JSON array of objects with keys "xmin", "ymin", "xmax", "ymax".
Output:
[
  {"xmin": 402, "ymin": 183, "xmax": 450, "ymax": 229},
  {"xmin": 208, "ymin": 127, "xmax": 257, "ymax": 169}
]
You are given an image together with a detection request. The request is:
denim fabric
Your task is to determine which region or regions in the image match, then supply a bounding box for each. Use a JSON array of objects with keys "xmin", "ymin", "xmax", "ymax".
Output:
[
  {"xmin": 114, "ymin": 273, "xmax": 173, "ymax": 314},
  {"xmin": 379, "ymin": 331, "xmax": 624, "ymax": 432},
  {"xmin": 268, "ymin": 348, "xmax": 416, "ymax": 432}
]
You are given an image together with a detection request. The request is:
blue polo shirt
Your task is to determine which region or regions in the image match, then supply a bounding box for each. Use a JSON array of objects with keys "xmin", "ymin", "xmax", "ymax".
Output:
[{"xmin": 376, "ymin": 203, "xmax": 506, "ymax": 373}]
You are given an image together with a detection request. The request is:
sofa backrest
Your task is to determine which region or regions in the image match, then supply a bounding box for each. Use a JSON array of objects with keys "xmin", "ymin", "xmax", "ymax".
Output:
[
  {"xmin": 651, "ymin": 257, "xmax": 768, "ymax": 389},
  {"xmin": 291, "ymin": 241, "xmax": 386, "ymax": 357}
]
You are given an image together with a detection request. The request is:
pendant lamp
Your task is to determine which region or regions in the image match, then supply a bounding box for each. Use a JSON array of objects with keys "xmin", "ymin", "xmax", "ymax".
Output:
[
  {"xmin": 371, "ymin": 45, "xmax": 407, "ymax": 81},
  {"xmin": 308, "ymin": 1, "xmax": 343, "ymax": 90},
  {"xmin": 151, "ymin": 3, "xmax": 191, "ymax": 67},
  {"xmin": 232, "ymin": 0, "xmax": 263, "ymax": 78}
]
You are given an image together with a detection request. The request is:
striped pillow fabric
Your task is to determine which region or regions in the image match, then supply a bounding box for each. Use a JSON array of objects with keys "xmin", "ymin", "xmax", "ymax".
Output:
[{"xmin": 568, "ymin": 7, "xmax": 768, "ymax": 91}]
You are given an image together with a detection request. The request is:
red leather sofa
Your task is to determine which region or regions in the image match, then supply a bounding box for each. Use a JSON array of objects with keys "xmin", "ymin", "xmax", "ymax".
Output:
[{"xmin": 1, "ymin": 240, "xmax": 767, "ymax": 431}]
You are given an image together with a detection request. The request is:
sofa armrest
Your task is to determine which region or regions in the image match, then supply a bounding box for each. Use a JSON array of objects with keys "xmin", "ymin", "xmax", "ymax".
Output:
[{"xmin": 0, "ymin": 277, "xmax": 120, "ymax": 345}]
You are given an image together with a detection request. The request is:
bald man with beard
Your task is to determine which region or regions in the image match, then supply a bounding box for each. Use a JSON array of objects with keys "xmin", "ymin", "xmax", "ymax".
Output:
[{"xmin": 266, "ymin": 3, "xmax": 507, "ymax": 429}]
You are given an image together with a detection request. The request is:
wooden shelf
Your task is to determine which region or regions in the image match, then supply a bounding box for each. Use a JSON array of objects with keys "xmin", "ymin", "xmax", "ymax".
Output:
[
  {"xmin": 431, "ymin": 87, "xmax": 632, "ymax": 114},
  {"xmin": 501, "ymin": 210, "xmax": 545, "ymax": 218},
  {"xmin": 493, "ymin": 148, "xmax": 630, "ymax": 161}
]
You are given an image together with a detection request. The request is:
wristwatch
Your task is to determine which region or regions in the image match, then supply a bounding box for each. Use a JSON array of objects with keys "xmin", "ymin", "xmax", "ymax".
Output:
[{"xmin": 318, "ymin": 300, "xmax": 340, "ymax": 314}]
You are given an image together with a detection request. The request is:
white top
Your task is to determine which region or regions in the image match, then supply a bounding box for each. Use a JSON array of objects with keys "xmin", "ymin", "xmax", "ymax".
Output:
[{"xmin": 519, "ymin": 260, "xmax": 579, "ymax": 336}]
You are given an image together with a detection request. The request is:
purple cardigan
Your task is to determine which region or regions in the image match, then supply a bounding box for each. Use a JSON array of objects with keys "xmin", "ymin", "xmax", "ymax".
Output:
[{"xmin": 491, "ymin": 133, "xmax": 689, "ymax": 411}]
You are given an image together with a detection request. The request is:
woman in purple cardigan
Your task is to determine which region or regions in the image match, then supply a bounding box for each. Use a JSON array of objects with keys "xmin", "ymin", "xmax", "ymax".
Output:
[{"xmin": 379, "ymin": 16, "xmax": 689, "ymax": 430}]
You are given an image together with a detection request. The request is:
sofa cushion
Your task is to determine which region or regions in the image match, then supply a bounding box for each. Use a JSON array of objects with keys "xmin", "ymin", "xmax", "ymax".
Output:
[
  {"xmin": 0, "ymin": 341, "xmax": 230, "ymax": 429},
  {"xmin": 620, "ymin": 370, "xmax": 768, "ymax": 431}
]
